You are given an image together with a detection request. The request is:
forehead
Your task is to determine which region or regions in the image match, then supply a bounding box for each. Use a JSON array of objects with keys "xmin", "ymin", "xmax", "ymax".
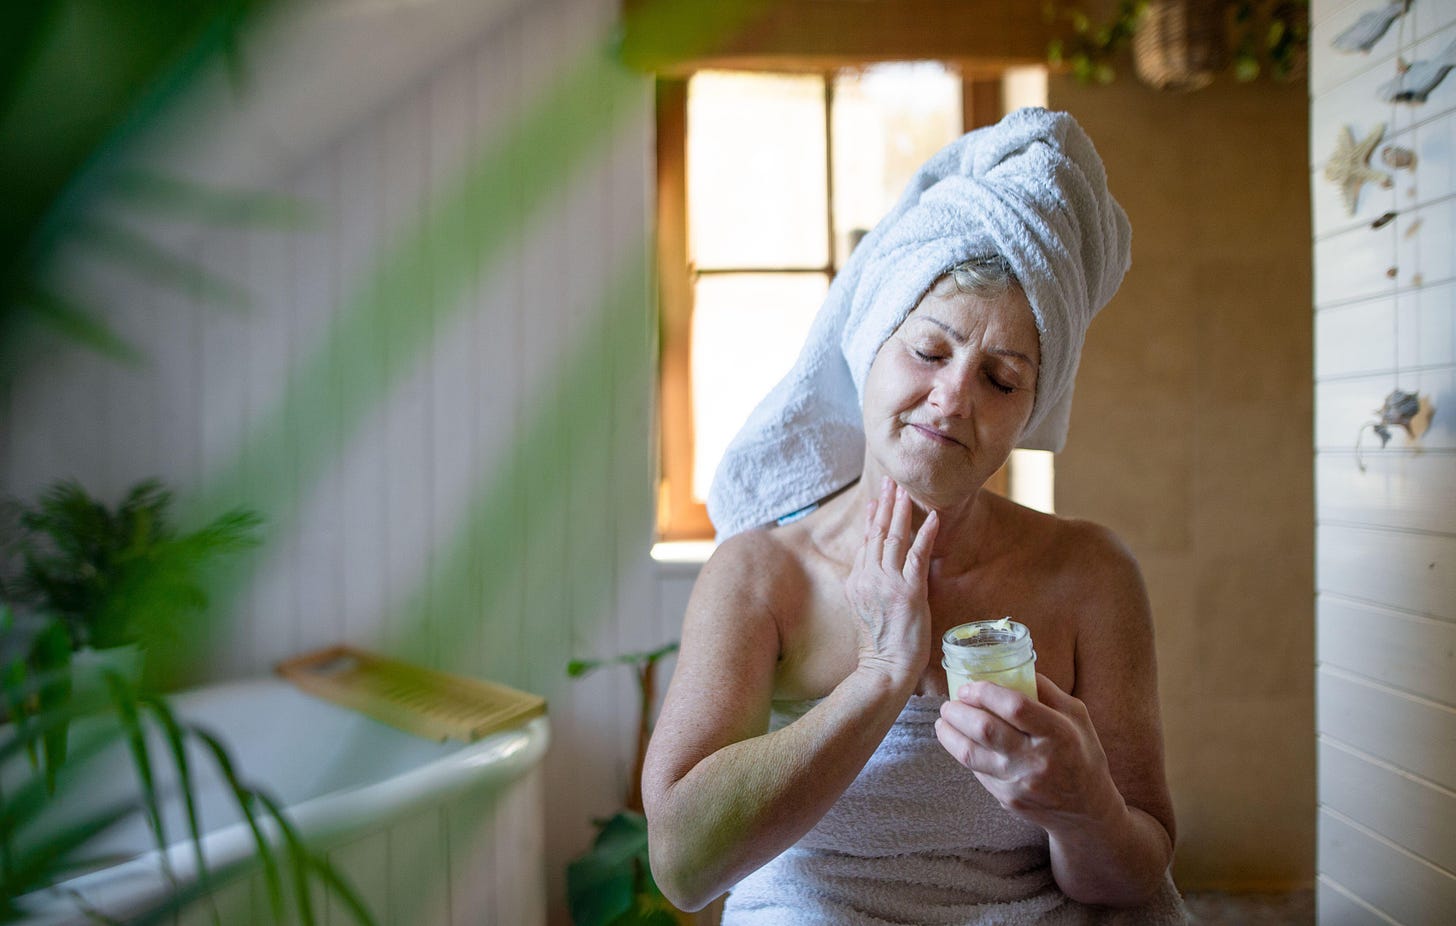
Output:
[{"xmin": 901, "ymin": 278, "xmax": 1040, "ymax": 356}]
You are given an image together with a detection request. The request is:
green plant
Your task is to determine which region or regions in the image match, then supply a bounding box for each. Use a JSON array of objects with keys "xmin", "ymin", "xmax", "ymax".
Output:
[
  {"xmin": 0, "ymin": 661, "xmax": 377, "ymax": 925},
  {"xmin": 1043, "ymin": 0, "xmax": 1308, "ymax": 86},
  {"xmin": 0, "ymin": 477, "xmax": 259, "ymax": 795},
  {"xmin": 565, "ymin": 641, "xmax": 682, "ymax": 926},
  {"xmin": 2, "ymin": 477, "xmax": 261, "ymax": 654},
  {"xmin": 1046, "ymin": 0, "xmax": 1149, "ymax": 85}
]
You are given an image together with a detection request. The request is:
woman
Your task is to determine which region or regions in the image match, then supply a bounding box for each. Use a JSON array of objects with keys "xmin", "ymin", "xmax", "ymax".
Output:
[{"xmin": 642, "ymin": 109, "xmax": 1186, "ymax": 924}]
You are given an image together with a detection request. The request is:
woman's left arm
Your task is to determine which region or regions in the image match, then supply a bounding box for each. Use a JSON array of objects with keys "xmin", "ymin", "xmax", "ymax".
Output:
[{"xmin": 935, "ymin": 525, "xmax": 1176, "ymax": 907}]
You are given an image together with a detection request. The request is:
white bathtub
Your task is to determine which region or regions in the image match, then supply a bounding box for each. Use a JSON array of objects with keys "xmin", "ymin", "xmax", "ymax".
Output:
[{"xmin": 10, "ymin": 676, "xmax": 550, "ymax": 925}]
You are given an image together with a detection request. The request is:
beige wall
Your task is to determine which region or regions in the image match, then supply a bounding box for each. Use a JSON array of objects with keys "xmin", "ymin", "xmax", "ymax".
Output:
[{"xmin": 1048, "ymin": 76, "xmax": 1316, "ymax": 890}]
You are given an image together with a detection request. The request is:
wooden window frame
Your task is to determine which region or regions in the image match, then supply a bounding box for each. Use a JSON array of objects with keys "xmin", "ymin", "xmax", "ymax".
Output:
[{"xmin": 656, "ymin": 71, "xmax": 1008, "ymax": 541}]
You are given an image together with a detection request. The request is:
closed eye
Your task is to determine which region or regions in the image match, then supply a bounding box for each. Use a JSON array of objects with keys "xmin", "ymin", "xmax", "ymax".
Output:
[
  {"xmin": 987, "ymin": 373, "xmax": 1016, "ymax": 394},
  {"xmin": 912, "ymin": 348, "xmax": 946, "ymax": 363}
]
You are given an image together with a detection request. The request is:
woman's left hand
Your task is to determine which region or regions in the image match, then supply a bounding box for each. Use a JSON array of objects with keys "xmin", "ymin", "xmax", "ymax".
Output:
[{"xmin": 934, "ymin": 674, "xmax": 1124, "ymax": 833}]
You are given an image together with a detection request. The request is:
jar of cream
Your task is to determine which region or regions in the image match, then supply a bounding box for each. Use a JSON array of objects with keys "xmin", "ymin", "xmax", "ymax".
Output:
[{"xmin": 941, "ymin": 617, "xmax": 1038, "ymax": 702}]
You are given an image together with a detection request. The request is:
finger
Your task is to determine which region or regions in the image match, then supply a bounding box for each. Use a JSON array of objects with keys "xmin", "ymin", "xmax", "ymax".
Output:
[
  {"xmin": 955, "ymin": 680, "xmax": 1044, "ymax": 737},
  {"xmin": 940, "ymin": 698, "xmax": 1026, "ymax": 755},
  {"xmin": 874, "ymin": 476, "xmax": 895, "ymax": 537},
  {"xmin": 883, "ymin": 485, "xmax": 912, "ymax": 565},
  {"xmin": 1034, "ymin": 673, "xmax": 1091, "ymax": 725},
  {"xmin": 935, "ymin": 716, "xmax": 1009, "ymax": 777},
  {"xmin": 902, "ymin": 509, "xmax": 938, "ymax": 582},
  {"xmin": 864, "ymin": 496, "xmax": 884, "ymax": 563}
]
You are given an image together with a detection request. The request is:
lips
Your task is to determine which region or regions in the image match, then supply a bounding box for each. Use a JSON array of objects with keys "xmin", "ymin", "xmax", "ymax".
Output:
[{"xmin": 907, "ymin": 422, "xmax": 965, "ymax": 448}]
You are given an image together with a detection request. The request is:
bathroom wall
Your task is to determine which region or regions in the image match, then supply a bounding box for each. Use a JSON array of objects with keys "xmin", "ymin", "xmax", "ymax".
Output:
[
  {"xmin": 1307, "ymin": 0, "xmax": 1456, "ymax": 921},
  {"xmin": 1046, "ymin": 73, "xmax": 1317, "ymax": 890},
  {"xmin": 1, "ymin": 0, "xmax": 666, "ymax": 922}
]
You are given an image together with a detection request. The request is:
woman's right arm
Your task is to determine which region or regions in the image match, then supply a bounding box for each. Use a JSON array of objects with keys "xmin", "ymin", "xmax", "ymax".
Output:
[{"xmin": 642, "ymin": 482, "xmax": 937, "ymax": 911}]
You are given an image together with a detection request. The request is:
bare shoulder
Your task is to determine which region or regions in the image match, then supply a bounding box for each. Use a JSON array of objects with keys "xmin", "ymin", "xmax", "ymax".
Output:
[
  {"xmin": 1048, "ymin": 517, "xmax": 1147, "ymax": 603},
  {"xmin": 991, "ymin": 497, "xmax": 1146, "ymax": 603},
  {"xmin": 691, "ymin": 527, "xmax": 809, "ymax": 626}
]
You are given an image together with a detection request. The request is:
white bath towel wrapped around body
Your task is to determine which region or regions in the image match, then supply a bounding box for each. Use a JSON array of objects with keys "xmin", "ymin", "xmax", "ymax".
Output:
[{"xmin": 720, "ymin": 697, "xmax": 1188, "ymax": 925}]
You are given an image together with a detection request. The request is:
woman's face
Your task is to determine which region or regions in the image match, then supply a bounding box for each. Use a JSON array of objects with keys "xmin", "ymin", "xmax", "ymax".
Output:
[{"xmin": 862, "ymin": 275, "xmax": 1041, "ymax": 503}]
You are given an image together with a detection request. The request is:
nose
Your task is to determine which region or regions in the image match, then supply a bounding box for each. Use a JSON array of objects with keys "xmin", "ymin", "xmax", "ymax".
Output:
[{"xmin": 928, "ymin": 364, "xmax": 975, "ymax": 418}]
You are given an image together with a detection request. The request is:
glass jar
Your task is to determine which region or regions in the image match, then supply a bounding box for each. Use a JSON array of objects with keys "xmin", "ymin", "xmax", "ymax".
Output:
[{"xmin": 941, "ymin": 618, "xmax": 1038, "ymax": 702}]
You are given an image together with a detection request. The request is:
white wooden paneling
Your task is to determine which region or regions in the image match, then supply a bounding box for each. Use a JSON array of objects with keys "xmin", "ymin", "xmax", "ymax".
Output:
[
  {"xmin": 1397, "ymin": 195, "xmax": 1456, "ymax": 290},
  {"xmin": 1317, "ymin": 451, "xmax": 1456, "ymax": 535},
  {"xmin": 328, "ymin": 831, "xmax": 390, "ymax": 926},
  {"xmin": 1315, "ymin": 3, "xmax": 1456, "ymax": 918},
  {"xmin": 333, "ymin": 129, "xmax": 392, "ymax": 654},
  {"xmin": 197, "ymin": 228, "xmax": 259, "ymax": 677},
  {"xmin": 1314, "ymin": 221, "xmax": 1397, "ymax": 307},
  {"xmin": 1317, "ymin": 523, "xmax": 1456, "ymax": 621},
  {"xmin": 1318, "ymin": 667, "xmax": 1456, "ymax": 790},
  {"xmin": 425, "ymin": 53, "xmax": 477, "ymax": 676},
  {"xmin": 290, "ymin": 163, "xmax": 346, "ymax": 653},
  {"xmin": 1310, "ymin": 1, "xmax": 1359, "ymax": 30},
  {"xmin": 1397, "ymin": 280, "xmax": 1456, "ymax": 368},
  {"xmin": 1398, "ymin": 110, "xmax": 1456, "ymax": 207},
  {"xmin": 1415, "ymin": 0, "xmax": 1456, "ymax": 38},
  {"xmin": 1318, "ymin": 809, "xmax": 1456, "ymax": 925},
  {"xmin": 1319, "ymin": 738, "xmax": 1456, "ymax": 873},
  {"xmin": 1315, "ymin": 297, "xmax": 1399, "ymax": 378},
  {"xmin": 379, "ymin": 95, "xmax": 435, "ymax": 660},
  {"xmin": 468, "ymin": 11, "xmax": 526, "ymax": 687},
  {"xmin": 387, "ymin": 809, "xmax": 451, "ymax": 924},
  {"xmin": 1318, "ymin": 596, "xmax": 1456, "ymax": 705},
  {"xmin": 244, "ymin": 209, "xmax": 300, "ymax": 669},
  {"xmin": 1316, "ymin": 877, "xmax": 1398, "ymax": 926}
]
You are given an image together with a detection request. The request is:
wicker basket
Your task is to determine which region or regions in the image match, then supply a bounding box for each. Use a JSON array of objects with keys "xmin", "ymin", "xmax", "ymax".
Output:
[{"xmin": 1133, "ymin": 0, "xmax": 1228, "ymax": 92}]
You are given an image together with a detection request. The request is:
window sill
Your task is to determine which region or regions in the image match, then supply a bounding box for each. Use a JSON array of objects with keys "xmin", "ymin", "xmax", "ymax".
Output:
[{"xmin": 651, "ymin": 540, "xmax": 716, "ymax": 573}]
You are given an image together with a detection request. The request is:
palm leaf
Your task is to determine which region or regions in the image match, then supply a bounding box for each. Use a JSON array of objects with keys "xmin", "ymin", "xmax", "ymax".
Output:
[
  {"xmin": 142, "ymin": 693, "xmax": 219, "ymax": 924},
  {"xmin": 189, "ymin": 728, "xmax": 286, "ymax": 920}
]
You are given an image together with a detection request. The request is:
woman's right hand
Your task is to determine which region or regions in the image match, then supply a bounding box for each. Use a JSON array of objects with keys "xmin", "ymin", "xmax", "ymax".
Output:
[{"xmin": 846, "ymin": 477, "xmax": 939, "ymax": 689}]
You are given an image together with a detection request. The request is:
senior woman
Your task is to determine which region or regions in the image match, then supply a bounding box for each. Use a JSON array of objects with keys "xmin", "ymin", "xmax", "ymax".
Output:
[{"xmin": 642, "ymin": 108, "xmax": 1186, "ymax": 924}]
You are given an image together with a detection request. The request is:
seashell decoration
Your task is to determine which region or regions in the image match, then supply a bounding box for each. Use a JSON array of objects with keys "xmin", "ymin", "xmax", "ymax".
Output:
[
  {"xmin": 1333, "ymin": 2, "xmax": 1409, "ymax": 54},
  {"xmin": 1378, "ymin": 38, "xmax": 1456, "ymax": 103},
  {"xmin": 1381, "ymin": 145, "xmax": 1417, "ymax": 169}
]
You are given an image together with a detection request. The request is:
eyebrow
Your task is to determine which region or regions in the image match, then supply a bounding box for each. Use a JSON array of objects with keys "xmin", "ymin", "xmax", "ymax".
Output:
[{"xmin": 914, "ymin": 316, "xmax": 1039, "ymax": 370}]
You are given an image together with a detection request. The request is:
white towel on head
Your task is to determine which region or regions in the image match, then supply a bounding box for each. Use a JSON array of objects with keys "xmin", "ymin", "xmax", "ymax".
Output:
[{"xmin": 707, "ymin": 107, "xmax": 1131, "ymax": 539}]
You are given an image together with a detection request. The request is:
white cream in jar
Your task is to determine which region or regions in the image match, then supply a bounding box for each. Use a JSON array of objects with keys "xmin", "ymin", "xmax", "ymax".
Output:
[{"xmin": 941, "ymin": 617, "xmax": 1038, "ymax": 702}]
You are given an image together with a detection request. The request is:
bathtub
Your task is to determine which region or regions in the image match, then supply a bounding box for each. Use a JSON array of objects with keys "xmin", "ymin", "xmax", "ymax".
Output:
[{"xmin": 9, "ymin": 676, "xmax": 550, "ymax": 925}]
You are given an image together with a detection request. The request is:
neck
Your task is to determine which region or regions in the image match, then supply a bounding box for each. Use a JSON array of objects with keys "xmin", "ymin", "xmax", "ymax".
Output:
[{"xmin": 836, "ymin": 465, "xmax": 998, "ymax": 578}]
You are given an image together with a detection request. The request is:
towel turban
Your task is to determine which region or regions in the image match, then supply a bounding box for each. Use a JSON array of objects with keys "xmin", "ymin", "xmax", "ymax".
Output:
[{"xmin": 707, "ymin": 107, "xmax": 1131, "ymax": 539}]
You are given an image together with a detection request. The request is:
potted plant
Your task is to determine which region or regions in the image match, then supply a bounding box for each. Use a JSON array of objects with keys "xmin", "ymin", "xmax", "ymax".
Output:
[
  {"xmin": 1045, "ymin": 0, "xmax": 1308, "ymax": 89},
  {"xmin": 0, "ymin": 480, "xmax": 381, "ymax": 924},
  {"xmin": 564, "ymin": 641, "xmax": 688, "ymax": 926},
  {"xmin": 0, "ymin": 477, "xmax": 261, "ymax": 780}
]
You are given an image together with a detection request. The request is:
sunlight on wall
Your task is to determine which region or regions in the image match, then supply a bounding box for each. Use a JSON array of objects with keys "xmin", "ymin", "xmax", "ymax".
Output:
[{"xmin": 1008, "ymin": 448, "xmax": 1055, "ymax": 514}]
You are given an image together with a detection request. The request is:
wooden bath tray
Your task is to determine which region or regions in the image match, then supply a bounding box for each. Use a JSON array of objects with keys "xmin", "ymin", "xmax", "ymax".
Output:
[{"xmin": 276, "ymin": 646, "xmax": 546, "ymax": 743}]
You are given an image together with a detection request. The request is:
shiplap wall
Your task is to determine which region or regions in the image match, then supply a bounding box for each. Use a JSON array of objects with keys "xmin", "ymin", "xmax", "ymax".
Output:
[
  {"xmin": 1, "ymin": 1, "xmax": 670, "ymax": 922},
  {"xmin": 1311, "ymin": 1, "xmax": 1456, "ymax": 922}
]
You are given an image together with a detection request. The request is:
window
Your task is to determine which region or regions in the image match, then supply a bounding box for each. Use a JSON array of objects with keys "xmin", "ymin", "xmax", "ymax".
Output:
[{"xmin": 656, "ymin": 64, "xmax": 1050, "ymax": 543}]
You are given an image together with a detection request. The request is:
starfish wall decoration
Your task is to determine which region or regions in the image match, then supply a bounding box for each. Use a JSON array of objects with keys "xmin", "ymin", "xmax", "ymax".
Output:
[{"xmin": 1324, "ymin": 123, "xmax": 1393, "ymax": 215}]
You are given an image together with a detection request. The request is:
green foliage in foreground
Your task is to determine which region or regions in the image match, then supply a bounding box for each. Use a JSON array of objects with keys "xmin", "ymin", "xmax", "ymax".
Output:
[{"xmin": 0, "ymin": 664, "xmax": 377, "ymax": 925}]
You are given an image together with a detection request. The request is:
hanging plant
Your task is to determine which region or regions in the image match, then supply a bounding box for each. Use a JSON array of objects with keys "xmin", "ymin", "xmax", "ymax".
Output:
[{"xmin": 1044, "ymin": 0, "xmax": 1309, "ymax": 89}]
